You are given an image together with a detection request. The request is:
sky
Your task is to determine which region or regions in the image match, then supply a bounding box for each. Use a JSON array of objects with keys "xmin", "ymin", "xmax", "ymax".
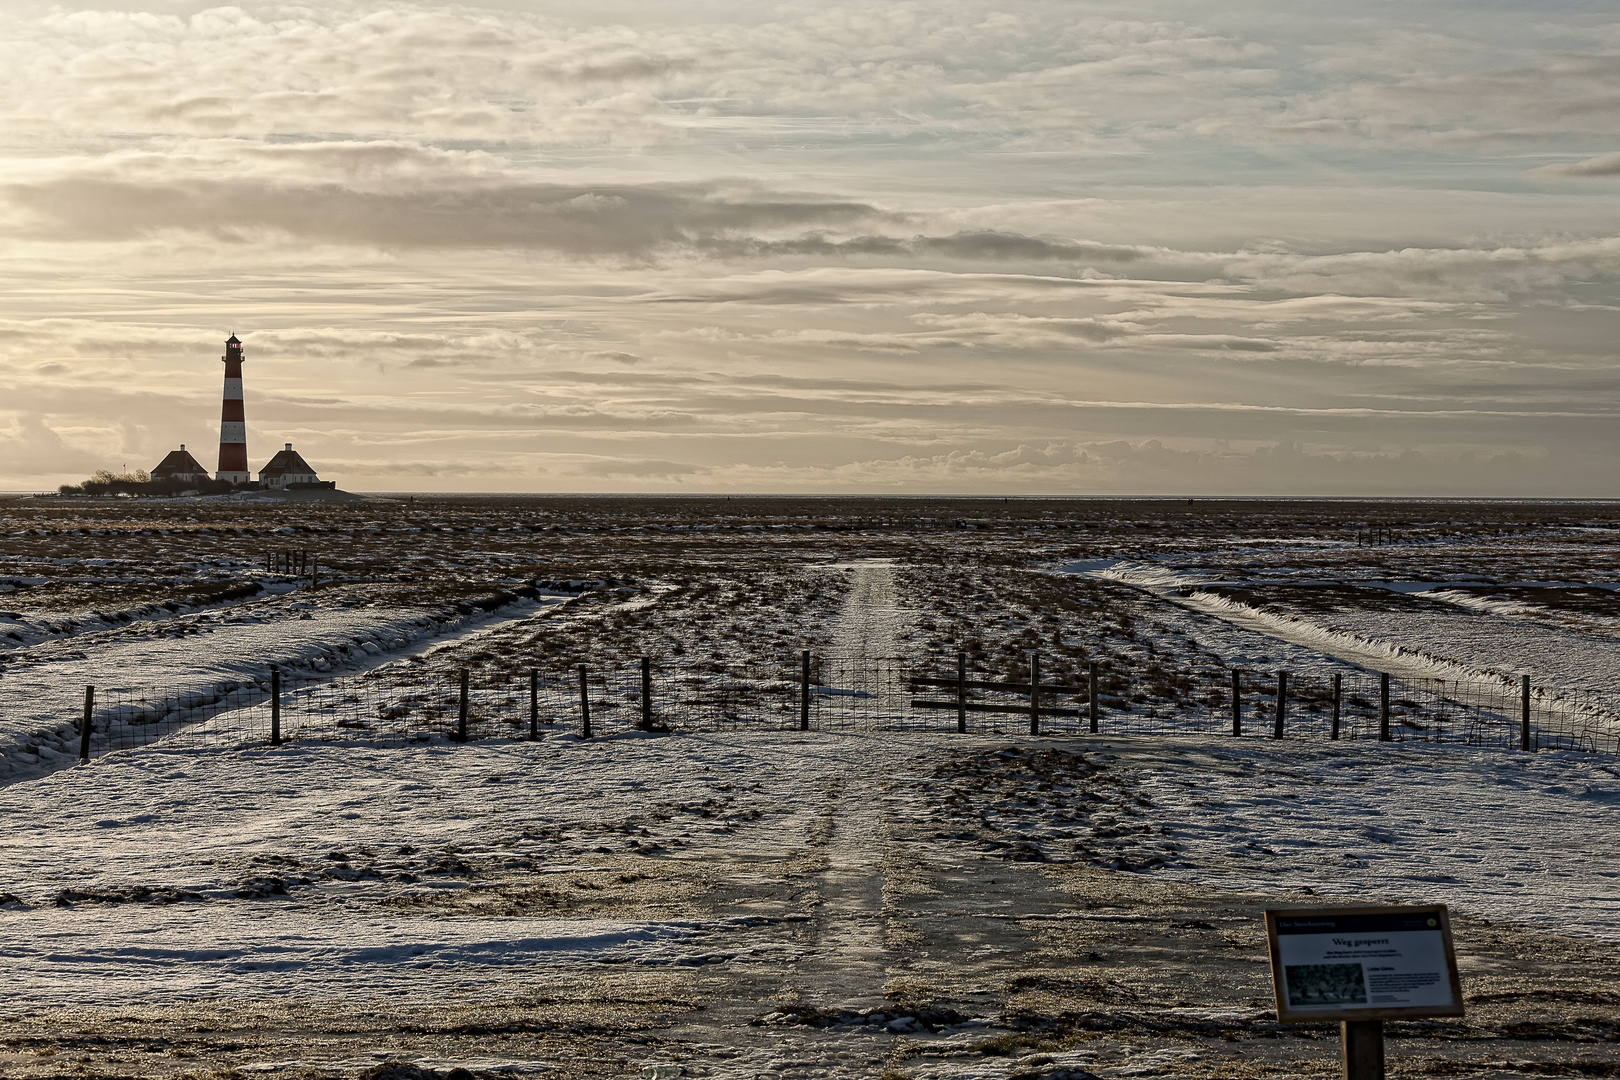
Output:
[{"xmin": 0, "ymin": 0, "xmax": 1617, "ymax": 496}]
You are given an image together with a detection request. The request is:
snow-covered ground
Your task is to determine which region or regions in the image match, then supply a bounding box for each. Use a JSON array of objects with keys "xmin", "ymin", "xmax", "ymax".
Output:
[
  {"xmin": 824, "ymin": 560, "xmax": 913, "ymax": 662},
  {"xmin": 1066, "ymin": 553, "xmax": 1620, "ymax": 713},
  {"xmin": 0, "ymin": 590, "xmax": 565, "ymax": 785},
  {"xmin": 0, "ymin": 730, "xmax": 899, "ymax": 1002},
  {"xmin": 819, "ymin": 559, "xmax": 916, "ymax": 717},
  {"xmin": 1069, "ymin": 557, "xmax": 1613, "ymax": 693},
  {"xmin": 1091, "ymin": 738, "xmax": 1620, "ymax": 940},
  {"xmin": 2, "ymin": 495, "xmax": 1619, "ymax": 1077},
  {"xmin": 0, "ymin": 726, "xmax": 1616, "ymax": 1009}
]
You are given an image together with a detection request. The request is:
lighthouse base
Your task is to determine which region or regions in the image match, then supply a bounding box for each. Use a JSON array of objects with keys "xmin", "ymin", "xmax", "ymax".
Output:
[{"xmin": 215, "ymin": 471, "xmax": 251, "ymax": 485}]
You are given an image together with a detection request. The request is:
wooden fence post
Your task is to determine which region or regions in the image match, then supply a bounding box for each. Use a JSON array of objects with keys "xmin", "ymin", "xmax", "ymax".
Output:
[
  {"xmin": 799, "ymin": 650, "xmax": 810, "ymax": 732},
  {"xmin": 1231, "ymin": 669, "xmax": 1242, "ymax": 736},
  {"xmin": 1341, "ymin": 1019, "xmax": 1384, "ymax": 1080},
  {"xmin": 456, "ymin": 668, "xmax": 469, "ymax": 742},
  {"xmin": 955, "ymin": 652, "xmax": 967, "ymax": 734},
  {"xmin": 1330, "ymin": 673, "xmax": 1341, "ymax": 740},
  {"xmin": 529, "ymin": 669, "xmax": 539, "ymax": 741},
  {"xmin": 1027, "ymin": 652, "xmax": 1040, "ymax": 737},
  {"xmin": 640, "ymin": 655, "xmax": 653, "ymax": 731},
  {"xmin": 78, "ymin": 685, "xmax": 94, "ymax": 761},
  {"xmin": 1273, "ymin": 671, "xmax": 1287, "ymax": 739},
  {"xmin": 1379, "ymin": 672, "xmax": 1391, "ymax": 741},
  {"xmin": 270, "ymin": 668, "xmax": 282, "ymax": 746},
  {"xmin": 1520, "ymin": 674, "xmax": 1531, "ymax": 751},
  {"xmin": 578, "ymin": 664, "xmax": 592, "ymax": 738},
  {"xmin": 1089, "ymin": 661, "xmax": 1100, "ymax": 734}
]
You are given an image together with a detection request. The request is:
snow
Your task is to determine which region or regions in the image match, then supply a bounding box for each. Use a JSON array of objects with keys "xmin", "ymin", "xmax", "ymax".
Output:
[
  {"xmin": 1104, "ymin": 737, "xmax": 1620, "ymax": 942},
  {"xmin": 1064, "ymin": 557, "xmax": 1620, "ymax": 711},
  {"xmin": 824, "ymin": 560, "xmax": 913, "ymax": 662},
  {"xmin": 0, "ymin": 731, "xmax": 912, "ymax": 1001},
  {"xmin": 0, "ymin": 909, "xmax": 712, "ymax": 1003},
  {"xmin": 3, "ymin": 498, "xmax": 1620, "ymax": 1075},
  {"xmin": 0, "ymin": 592, "xmax": 565, "ymax": 785},
  {"xmin": 0, "ymin": 724, "xmax": 1615, "ymax": 1007},
  {"xmin": 820, "ymin": 559, "xmax": 915, "ymax": 717}
]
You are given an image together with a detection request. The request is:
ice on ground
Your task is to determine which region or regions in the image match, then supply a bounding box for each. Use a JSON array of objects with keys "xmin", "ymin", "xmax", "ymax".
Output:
[{"xmin": 0, "ymin": 733, "xmax": 904, "ymax": 898}]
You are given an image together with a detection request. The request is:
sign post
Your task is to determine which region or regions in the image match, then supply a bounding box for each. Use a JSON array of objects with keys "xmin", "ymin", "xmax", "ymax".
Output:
[{"xmin": 1264, "ymin": 905, "xmax": 1464, "ymax": 1080}]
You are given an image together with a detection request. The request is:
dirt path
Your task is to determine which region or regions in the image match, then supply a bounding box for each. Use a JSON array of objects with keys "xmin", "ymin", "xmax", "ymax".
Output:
[
  {"xmin": 820, "ymin": 559, "xmax": 917, "ymax": 725},
  {"xmin": 825, "ymin": 559, "xmax": 913, "ymax": 661},
  {"xmin": 804, "ymin": 771, "xmax": 892, "ymax": 1013}
]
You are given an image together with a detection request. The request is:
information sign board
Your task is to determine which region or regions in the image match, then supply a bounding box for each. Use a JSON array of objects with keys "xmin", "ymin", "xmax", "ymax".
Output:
[{"xmin": 1264, "ymin": 905, "xmax": 1465, "ymax": 1022}]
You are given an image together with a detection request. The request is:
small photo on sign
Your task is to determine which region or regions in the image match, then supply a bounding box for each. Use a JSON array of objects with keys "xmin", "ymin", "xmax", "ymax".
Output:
[{"xmin": 1285, "ymin": 963, "xmax": 1368, "ymax": 1006}]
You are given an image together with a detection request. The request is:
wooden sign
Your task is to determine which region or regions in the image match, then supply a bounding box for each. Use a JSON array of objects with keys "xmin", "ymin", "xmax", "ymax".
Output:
[{"xmin": 1264, "ymin": 905, "xmax": 1465, "ymax": 1023}]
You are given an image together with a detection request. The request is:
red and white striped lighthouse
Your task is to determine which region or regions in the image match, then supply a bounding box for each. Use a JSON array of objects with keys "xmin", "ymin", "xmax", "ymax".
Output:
[{"xmin": 215, "ymin": 332, "xmax": 250, "ymax": 484}]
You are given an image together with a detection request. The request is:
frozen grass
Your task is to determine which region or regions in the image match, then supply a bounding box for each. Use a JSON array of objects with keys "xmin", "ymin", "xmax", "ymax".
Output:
[
  {"xmin": 3, "ymin": 495, "xmax": 1618, "ymax": 776},
  {"xmin": 0, "ymin": 731, "xmax": 909, "ymax": 1002},
  {"xmin": 0, "ymin": 729, "xmax": 1616, "ymax": 1007},
  {"xmin": 906, "ymin": 737, "xmax": 1620, "ymax": 941},
  {"xmin": 0, "ymin": 497, "xmax": 1618, "ymax": 1076}
]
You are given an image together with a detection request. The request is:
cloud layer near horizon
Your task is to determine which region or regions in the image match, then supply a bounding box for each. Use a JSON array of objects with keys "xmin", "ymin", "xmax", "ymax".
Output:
[{"xmin": 0, "ymin": 0, "xmax": 1617, "ymax": 495}]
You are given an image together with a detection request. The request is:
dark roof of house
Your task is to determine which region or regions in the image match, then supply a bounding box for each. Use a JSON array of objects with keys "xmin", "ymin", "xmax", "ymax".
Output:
[
  {"xmin": 151, "ymin": 448, "xmax": 207, "ymax": 478},
  {"xmin": 259, "ymin": 447, "xmax": 317, "ymax": 478}
]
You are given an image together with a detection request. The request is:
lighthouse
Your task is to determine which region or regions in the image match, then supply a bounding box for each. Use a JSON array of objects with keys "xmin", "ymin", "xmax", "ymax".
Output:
[{"xmin": 215, "ymin": 333, "xmax": 250, "ymax": 484}]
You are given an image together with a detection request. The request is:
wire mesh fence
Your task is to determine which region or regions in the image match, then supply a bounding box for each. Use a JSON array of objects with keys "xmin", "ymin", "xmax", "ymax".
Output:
[{"xmin": 23, "ymin": 649, "xmax": 1620, "ymax": 761}]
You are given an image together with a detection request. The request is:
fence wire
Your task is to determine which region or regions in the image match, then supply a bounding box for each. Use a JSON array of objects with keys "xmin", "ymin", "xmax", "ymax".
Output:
[{"xmin": 24, "ymin": 650, "xmax": 1620, "ymax": 760}]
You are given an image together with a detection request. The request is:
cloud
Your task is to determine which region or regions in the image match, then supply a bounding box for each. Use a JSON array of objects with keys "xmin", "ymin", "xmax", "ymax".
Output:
[
  {"xmin": 0, "ymin": 414, "xmax": 105, "ymax": 479},
  {"xmin": 0, "ymin": 5, "xmax": 1289, "ymax": 151},
  {"xmin": 2, "ymin": 6, "xmax": 714, "ymax": 145},
  {"xmin": 716, "ymin": 231, "xmax": 1148, "ymax": 263},
  {"xmin": 0, "ymin": 173, "xmax": 1162, "ymax": 270},
  {"xmin": 0, "ymin": 3, "xmax": 1619, "ymax": 495},
  {"xmin": 0, "ymin": 177, "xmax": 896, "ymax": 259},
  {"xmin": 687, "ymin": 439, "xmax": 1614, "ymax": 498},
  {"xmin": 644, "ymin": 267, "xmax": 1135, "ymax": 307},
  {"xmin": 577, "ymin": 458, "xmax": 706, "ymax": 478},
  {"xmin": 911, "ymin": 311, "xmax": 1136, "ymax": 346},
  {"xmin": 1539, "ymin": 151, "xmax": 1620, "ymax": 177},
  {"xmin": 1226, "ymin": 237, "xmax": 1620, "ymax": 300},
  {"xmin": 2, "ymin": 3, "xmax": 1617, "ymax": 163},
  {"xmin": 324, "ymin": 459, "xmax": 522, "ymax": 478}
]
